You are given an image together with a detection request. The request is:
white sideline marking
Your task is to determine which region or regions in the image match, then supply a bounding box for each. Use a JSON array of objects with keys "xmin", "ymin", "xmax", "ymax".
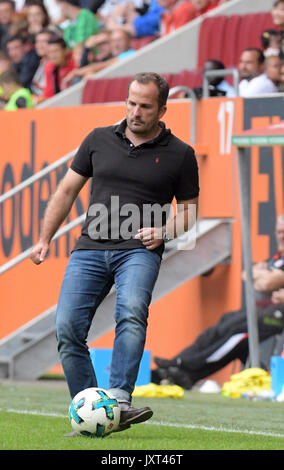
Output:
[{"xmin": 1, "ymin": 408, "xmax": 284, "ymax": 439}]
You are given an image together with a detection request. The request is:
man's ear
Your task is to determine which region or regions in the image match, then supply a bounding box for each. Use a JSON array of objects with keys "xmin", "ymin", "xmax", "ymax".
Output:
[{"xmin": 159, "ymin": 105, "xmax": 167, "ymax": 119}]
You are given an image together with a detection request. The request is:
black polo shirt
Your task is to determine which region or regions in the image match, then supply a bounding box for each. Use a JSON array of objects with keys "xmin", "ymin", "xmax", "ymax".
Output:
[{"xmin": 71, "ymin": 119, "xmax": 199, "ymax": 256}]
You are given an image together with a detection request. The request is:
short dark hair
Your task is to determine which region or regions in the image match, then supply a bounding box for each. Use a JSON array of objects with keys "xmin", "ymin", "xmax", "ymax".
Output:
[
  {"xmin": 243, "ymin": 47, "xmax": 265, "ymax": 64},
  {"xmin": 127, "ymin": 72, "xmax": 169, "ymax": 109},
  {"xmin": 47, "ymin": 35, "xmax": 67, "ymax": 48},
  {"xmin": 6, "ymin": 33, "xmax": 25, "ymax": 45}
]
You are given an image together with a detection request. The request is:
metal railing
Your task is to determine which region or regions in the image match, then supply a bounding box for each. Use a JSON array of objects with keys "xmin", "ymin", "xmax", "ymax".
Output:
[
  {"xmin": 168, "ymin": 86, "xmax": 197, "ymax": 144},
  {"xmin": 0, "ymin": 147, "xmax": 86, "ymax": 276},
  {"xmin": 202, "ymin": 68, "xmax": 239, "ymax": 98}
]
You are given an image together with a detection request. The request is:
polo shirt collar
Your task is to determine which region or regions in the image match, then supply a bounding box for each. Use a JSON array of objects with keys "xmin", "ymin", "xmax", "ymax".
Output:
[{"xmin": 114, "ymin": 119, "xmax": 171, "ymax": 146}]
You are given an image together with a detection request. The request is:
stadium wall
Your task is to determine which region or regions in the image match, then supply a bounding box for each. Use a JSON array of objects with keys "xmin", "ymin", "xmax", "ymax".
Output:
[{"xmin": 1, "ymin": 94, "xmax": 284, "ymax": 384}]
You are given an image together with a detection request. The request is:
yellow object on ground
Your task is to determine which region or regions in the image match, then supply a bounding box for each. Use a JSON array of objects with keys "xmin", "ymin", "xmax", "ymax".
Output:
[
  {"xmin": 221, "ymin": 368, "xmax": 271, "ymax": 398},
  {"xmin": 133, "ymin": 383, "xmax": 184, "ymax": 398}
]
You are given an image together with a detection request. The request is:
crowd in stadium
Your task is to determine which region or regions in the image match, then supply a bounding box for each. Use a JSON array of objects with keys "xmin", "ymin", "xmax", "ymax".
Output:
[{"xmin": 0, "ymin": 0, "xmax": 284, "ymax": 109}]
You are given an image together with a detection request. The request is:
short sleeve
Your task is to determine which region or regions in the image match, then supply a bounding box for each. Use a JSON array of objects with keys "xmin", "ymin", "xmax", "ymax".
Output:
[
  {"xmin": 174, "ymin": 146, "xmax": 199, "ymax": 201},
  {"xmin": 70, "ymin": 131, "xmax": 93, "ymax": 177}
]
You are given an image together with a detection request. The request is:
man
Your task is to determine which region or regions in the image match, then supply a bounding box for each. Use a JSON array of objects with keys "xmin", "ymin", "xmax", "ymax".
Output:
[
  {"xmin": 0, "ymin": 67, "xmax": 33, "ymax": 109},
  {"xmin": 63, "ymin": 28, "xmax": 135, "ymax": 84},
  {"xmin": 197, "ymin": 59, "xmax": 236, "ymax": 99},
  {"xmin": 43, "ymin": 35, "xmax": 76, "ymax": 99},
  {"xmin": 238, "ymin": 48, "xmax": 279, "ymax": 97},
  {"xmin": 0, "ymin": 49, "xmax": 10, "ymax": 101},
  {"xmin": 0, "ymin": 0, "xmax": 15, "ymax": 50},
  {"xmin": 30, "ymin": 72, "xmax": 199, "ymax": 434},
  {"xmin": 6, "ymin": 33, "xmax": 40, "ymax": 89},
  {"xmin": 153, "ymin": 215, "xmax": 284, "ymax": 389}
]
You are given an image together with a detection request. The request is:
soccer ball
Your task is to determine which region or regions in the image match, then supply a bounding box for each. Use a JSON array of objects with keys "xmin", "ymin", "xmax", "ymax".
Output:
[{"xmin": 68, "ymin": 387, "xmax": 121, "ymax": 437}]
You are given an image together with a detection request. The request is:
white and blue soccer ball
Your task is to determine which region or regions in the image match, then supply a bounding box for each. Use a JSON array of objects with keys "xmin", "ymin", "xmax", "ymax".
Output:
[{"xmin": 68, "ymin": 387, "xmax": 121, "ymax": 437}]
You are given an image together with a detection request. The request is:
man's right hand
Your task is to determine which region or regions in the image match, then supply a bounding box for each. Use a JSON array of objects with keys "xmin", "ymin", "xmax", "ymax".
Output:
[{"xmin": 30, "ymin": 241, "xmax": 49, "ymax": 265}]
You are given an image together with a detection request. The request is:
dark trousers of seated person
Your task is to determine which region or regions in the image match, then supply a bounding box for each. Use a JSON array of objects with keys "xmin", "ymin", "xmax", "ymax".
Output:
[{"xmin": 152, "ymin": 304, "xmax": 284, "ymax": 388}]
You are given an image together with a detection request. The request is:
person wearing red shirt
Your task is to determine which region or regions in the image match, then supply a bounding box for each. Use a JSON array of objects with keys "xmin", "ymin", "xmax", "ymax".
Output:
[
  {"xmin": 191, "ymin": 0, "xmax": 222, "ymax": 17},
  {"xmin": 158, "ymin": 0, "xmax": 196, "ymax": 36},
  {"xmin": 43, "ymin": 35, "xmax": 76, "ymax": 99}
]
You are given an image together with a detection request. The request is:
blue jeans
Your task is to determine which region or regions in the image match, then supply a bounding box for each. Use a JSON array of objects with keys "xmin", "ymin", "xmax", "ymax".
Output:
[{"xmin": 56, "ymin": 248, "xmax": 161, "ymax": 401}]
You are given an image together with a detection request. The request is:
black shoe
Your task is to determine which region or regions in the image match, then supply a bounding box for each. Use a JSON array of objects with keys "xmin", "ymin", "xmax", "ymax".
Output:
[
  {"xmin": 167, "ymin": 366, "xmax": 193, "ymax": 390},
  {"xmin": 119, "ymin": 403, "xmax": 153, "ymax": 427},
  {"xmin": 153, "ymin": 356, "xmax": 181, "ymax": 369}
]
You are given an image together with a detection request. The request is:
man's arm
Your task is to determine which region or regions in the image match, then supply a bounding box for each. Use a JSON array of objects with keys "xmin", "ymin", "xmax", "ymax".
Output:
[
  {"xmin": 254, "ymin": 268, "xmax": 284, "ymax": 293},
  {"xmin": 30, "ymin": 168, "xmax": 88, "ymax": 264},
  {"xmin": 272, "ymin": 288, "xmax": 284, "ymax": 304},
  {"xmin": 135, "ymin": 197, "xmax": 198, "ymax": 250}
]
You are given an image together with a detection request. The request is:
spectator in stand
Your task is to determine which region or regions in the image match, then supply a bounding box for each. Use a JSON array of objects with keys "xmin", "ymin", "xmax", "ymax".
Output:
[
  {"xmin": 191, "ymin": 0, "xmax": 222, "ymax": 17},
  {"xmin": 0, "ymin": 66, "xmax": 33, "ymax": 108},
  {"xmin": 0, "ymin": 0, "xmax": 16, "ymax": 49},
  {"xmin": 77, "ymin": 30, "xmax": 112, "ymax": 68},
  {"xmin": 265, "ymin": 54, "xmax": 282, "ymax": 87},
  {"xmin": 278, "ymin": 60, "xmax": 284, "ymax": 91},
  {"xmin": 99, "ymin": 0, "xmax": 151, "ymax": 30},
  {"xmin": 26, "ymin": 1, "xmax": 50, "ymax": 36},
  {"xmin": 6, "ymin": 33, "xmax": 40, "ymax": 88},
  {"xmin": 202, "ymin": 59, "xmax": 235, "ymax": 97},
  {"xmin": 238, "ymin": 48, "xmax": 280, "ymax": 97},
  {"xmin": 56, "ymin": 0, "xmax": 100, "ymax": 50},
  {"xmin": 63, "ymin": 28, "xmax": 135, "ymax": 84},
  {"xmin": 279, "ymin": 33, "xmax": 284, "ymax": 60},
  {"xmin": 30, "ymin": 28, "xmax": 53, "ymax": 99},
  {"xmin": 0, "ymin": 49, "xmax": 10, "ymax": 100},
  {"xmin": 43, "ymin": 35, "xmax": 76, "ymax": 99},
  {"xmin": 271, "ymin": 0, "xmax": 284, "ymax": 32},
  {"xmin": 261, "ymin": 29, "xmax": 282, "ymax": 58},
  {"xmin": 104, "ymin": 0, "xmax": 165, "ymax": 39},
  {"xmin": 158, "ymin": 0, "xmax": 196, "ymax": 36},
  {"xmin": 152, "ymin": 215, "xmax": 284, "ymax": 389}
]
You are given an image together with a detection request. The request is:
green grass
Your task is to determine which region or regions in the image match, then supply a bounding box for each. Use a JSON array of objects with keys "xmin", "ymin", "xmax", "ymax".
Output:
[{"xmin": 0, "ymin": 380, "xmax": 284, "ymax": 451}]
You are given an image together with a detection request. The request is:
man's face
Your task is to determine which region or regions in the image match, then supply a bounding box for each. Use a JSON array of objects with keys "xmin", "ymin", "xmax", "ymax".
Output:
[
  {"xmin": 0, "ymin": 1, "xmax": 13, "ymax": 25},
  {"xmin": 238, "ymin": 51, "xmax": 263, "ymax": 81},
  {"xmin": 280, "ymin": 64, "xmax": 284, "ymax": 84},
  {"xmin": 110, "ymin": 31, "xmax": 129, "ymax": 56},
  {"xmin": 276, "ymin": 219, "xmax": 284, "ymax": 254},
  {"xmin": 7, "ymin": 39, "xmax": 25, "ymax": 64},
  {"xmin": 265, "ymin": 56, "xmax": 281, "ymax": 83},
  {"xmin": 126, "ymin": 80, "xmax": 166, "ymax": 136},
  {"xmin": 47, "ymin": 43, "xmax": 67, "ymax": 66}
]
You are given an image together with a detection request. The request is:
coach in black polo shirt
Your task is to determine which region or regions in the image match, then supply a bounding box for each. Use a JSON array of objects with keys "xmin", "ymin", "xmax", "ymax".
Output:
[{"xmin": 31, "ymin": 72, "xmax": 199, "ymax": 435}]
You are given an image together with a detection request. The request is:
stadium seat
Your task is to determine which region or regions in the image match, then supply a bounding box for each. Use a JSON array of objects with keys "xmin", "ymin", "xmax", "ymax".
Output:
[
  {"xmin": 82, "ymin": 76, "xmax": 131, "ymax": 104},
  {"xmin": 197, "ymin": 15, "xmax": 228, "ymax": 68},
  {"xmin": 236, "ymin": 12, "xmax": 276, "ymax": 62},
  {"xmin": 170, "ymin": 69, "xmax": 203, "ymax": 90},
  {"xmin": 197, "ymin": 12, "xmax": 277, "ymax": 70},
  {"xmin": 82, "ymin": 73, "xmax": 174, "ymax": 104}
]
